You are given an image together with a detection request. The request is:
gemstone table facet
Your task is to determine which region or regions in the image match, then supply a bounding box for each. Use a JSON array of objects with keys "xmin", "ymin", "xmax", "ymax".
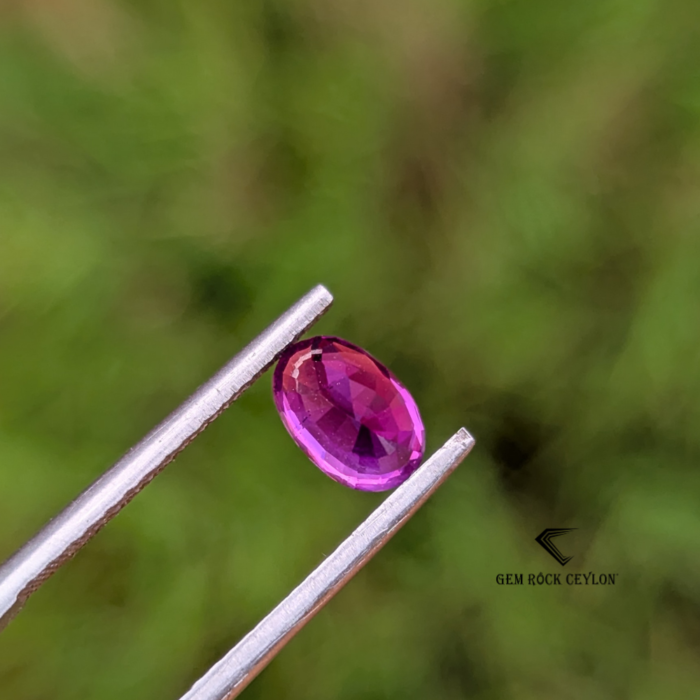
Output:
[{"xmin": 273, "ymin": 336, "xmax": 425, "ymax": 491}]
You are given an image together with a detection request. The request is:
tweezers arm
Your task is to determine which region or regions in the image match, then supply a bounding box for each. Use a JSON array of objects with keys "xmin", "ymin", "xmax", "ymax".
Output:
[
  {"xmin": 0, "ymin": 285, "xmax": 334, "ymax": 630},
  {"xmin": 179, "ymin": 428, "xmax": 475, "ymax": 700}
]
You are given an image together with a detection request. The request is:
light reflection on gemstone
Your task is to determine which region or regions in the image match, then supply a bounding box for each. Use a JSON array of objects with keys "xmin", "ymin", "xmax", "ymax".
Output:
[{"xmin": 272, "ymin": 336, "xmax": 425, "ymax": 491}]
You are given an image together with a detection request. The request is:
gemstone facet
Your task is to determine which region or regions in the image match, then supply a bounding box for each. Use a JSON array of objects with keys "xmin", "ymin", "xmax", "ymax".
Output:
[{"xmin": 273, "ymin": 336, "xmax": 425, "ymax": 491}]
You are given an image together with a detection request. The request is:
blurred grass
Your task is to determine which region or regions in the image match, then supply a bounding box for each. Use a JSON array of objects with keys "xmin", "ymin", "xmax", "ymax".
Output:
[{"xmin": 2, "ymin": 0, "xmax": 700, "ymax": 698}]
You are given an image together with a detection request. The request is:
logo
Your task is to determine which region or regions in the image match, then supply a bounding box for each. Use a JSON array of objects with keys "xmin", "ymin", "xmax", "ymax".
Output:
[{"xmin": 535, "ymin": 528, "xmax": 576, "ymax": 566}]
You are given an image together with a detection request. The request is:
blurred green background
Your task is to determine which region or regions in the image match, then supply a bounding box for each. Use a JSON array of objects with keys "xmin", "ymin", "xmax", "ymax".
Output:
[{"xmin": 2, "ymin": 0, "xmax": 700, "ymax": 698}]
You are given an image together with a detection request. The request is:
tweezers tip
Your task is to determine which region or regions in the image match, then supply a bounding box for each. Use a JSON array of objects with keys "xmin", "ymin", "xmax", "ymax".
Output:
[
  {"xmin": 311, "ymin": 284, "xmax": 334, "ymax": 304},
  {"xmin": 455, "ymin": 427, "xmax": 476, "ymax": 448}
]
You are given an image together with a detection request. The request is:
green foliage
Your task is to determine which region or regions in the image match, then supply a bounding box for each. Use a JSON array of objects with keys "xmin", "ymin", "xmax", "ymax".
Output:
[{"xmin": 2, "ymin": 0, "xmax": 700, "ymax": 697}]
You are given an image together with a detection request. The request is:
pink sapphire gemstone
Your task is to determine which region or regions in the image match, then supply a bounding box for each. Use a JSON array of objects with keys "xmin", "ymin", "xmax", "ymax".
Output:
[{"xmin": 273, "ymin": 336, "xmax": 426, "ymax": 491}]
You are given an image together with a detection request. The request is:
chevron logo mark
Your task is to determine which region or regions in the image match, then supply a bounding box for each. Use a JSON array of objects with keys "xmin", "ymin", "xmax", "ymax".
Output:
[{"xmin": 535, "ymin": 528, "xmax": 577, "ymax": 566}]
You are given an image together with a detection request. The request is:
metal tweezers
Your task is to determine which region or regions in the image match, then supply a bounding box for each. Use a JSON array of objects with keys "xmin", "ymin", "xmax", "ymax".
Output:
[{"xmin": 0, "ymin": 285, "xmax": 475, "ymax": 700}]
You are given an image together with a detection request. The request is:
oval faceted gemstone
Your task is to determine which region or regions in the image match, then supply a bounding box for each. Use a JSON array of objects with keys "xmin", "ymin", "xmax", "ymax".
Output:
[{"xmin": 273, "ymin": 336, "xmax": 425, "ymax": 491}]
